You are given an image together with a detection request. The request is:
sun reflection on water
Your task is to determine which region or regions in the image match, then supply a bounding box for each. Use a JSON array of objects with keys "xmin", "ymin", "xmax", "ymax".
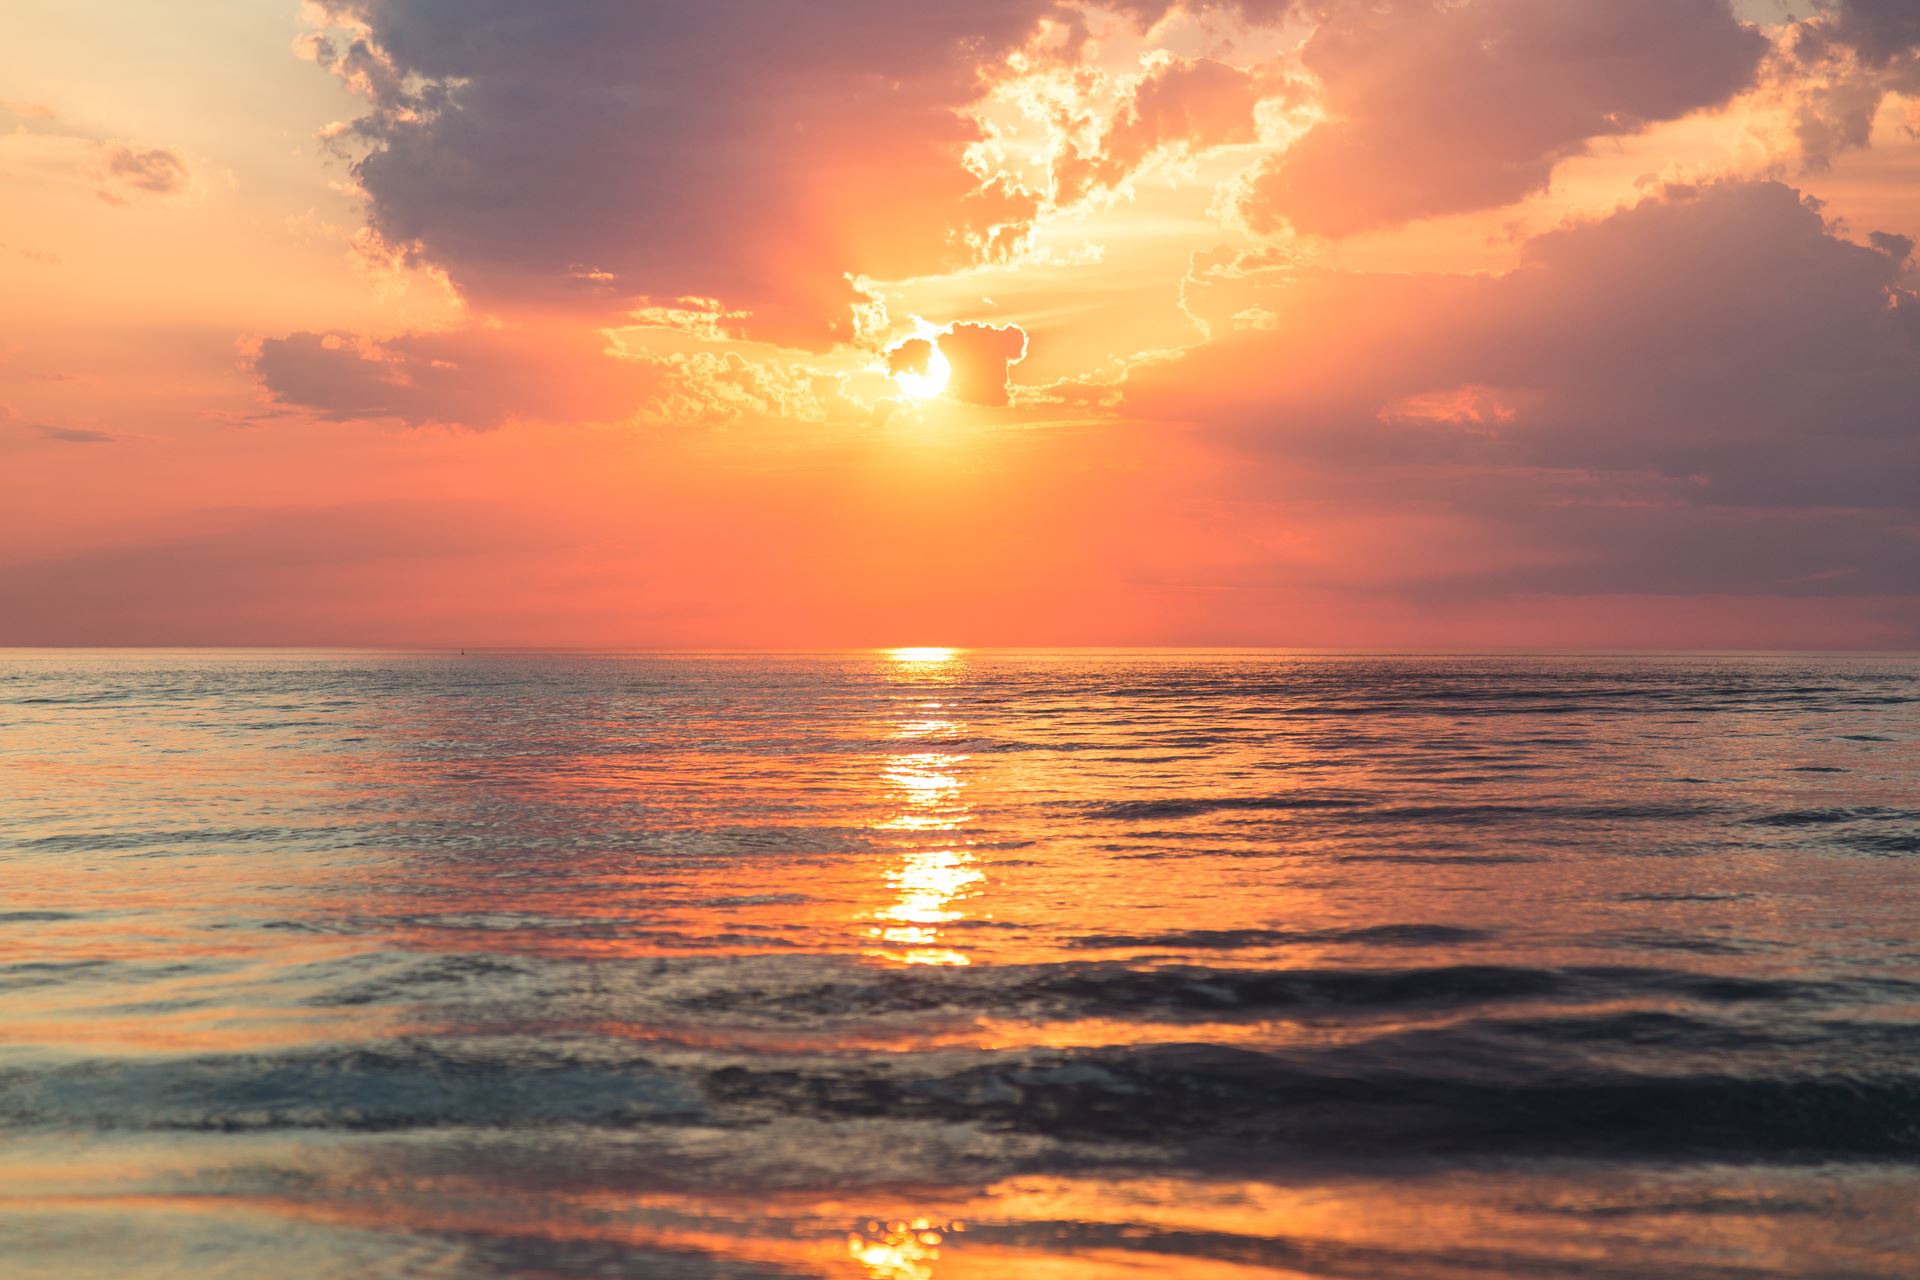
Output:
[
  {"xmin": 886, "ymin": 647, "xmax": 959, "ymax": 665},
  {"xmin": 867, "ymin": 663, "xmax": 983, "ymax": 965},
  {"xmin": 871, "ymin": 848, "xmax": 984, "ymax": 966}
]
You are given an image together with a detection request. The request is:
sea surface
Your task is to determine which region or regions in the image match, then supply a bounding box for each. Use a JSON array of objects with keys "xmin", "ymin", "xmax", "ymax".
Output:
[{"xmin": 3, "ymin": 649, "xmax": 1919, "ymax": 1279}]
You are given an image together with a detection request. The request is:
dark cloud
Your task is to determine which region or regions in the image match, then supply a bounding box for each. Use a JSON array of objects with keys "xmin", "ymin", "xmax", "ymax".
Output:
[
  {"xmin": 1100, "ymin": 0, "xmax": 1299, "ymax": 27},
  {"xmin": 1870, "ymin": 230, "xmax": 1915, "ymax": 264},
  {"xmin": 0, "ymin": 414, "xmax": 115, "ymax": 450},
  {"xmin": 1237, "ymin": 0, "xmax": 1766, "ymax": 236},
  {"xmin": 1783, "ymin": 0, "xmax": 1920, "ymax": 168},
  {"xmin": 252, "ymin": 325, "xmax": 667, "ymax": 428},
  {"xmin": 305, "ymin": 0, "xmax": 1065, "ymax": 345},
  {"xmin": 39, "ymin": 425, "xmax": 114, "ymax": 444},
  {"xmin": 1134, "ymin": 180, "xmax": 1920, "ymax": 598},
  {"xmin": 1821, "ymin": 0, "xmax": 1920, "ymax": 68},
  {"xmin": 883, "ymin": 322, "xmax": 1029, "ymax": 405},
  {"xmin": 939, "ymin": 322, "xmax": 1030, "ymax": 406}
]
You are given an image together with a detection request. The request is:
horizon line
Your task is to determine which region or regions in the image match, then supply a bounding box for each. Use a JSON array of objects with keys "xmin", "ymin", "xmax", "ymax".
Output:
[{"xmin": 4, "ymin": 645, "xmax": 1918, "ymax": 657}]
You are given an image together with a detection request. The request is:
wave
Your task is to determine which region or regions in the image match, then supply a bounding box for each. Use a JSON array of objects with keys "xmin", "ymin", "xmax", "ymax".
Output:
[
  {"xmin": 8, "ymin": 1030, "xmax": 1918, "ymax": 1160},
  {"xmin": 631, "ymin": 959, "xmax": 1902, "ymax": 1028},
  {"xmin": 1847, "ymin": 832, "xmax": 1920, "ymax": 855},
  {"xmin": 1079, "ymin": 793, "xmax": 1722, "ymax": 825},
  {"xmin": 1742, "ymin": 807, "xmax": 1920, "ymax": 828},
  {"xmin": 1068, "ymin": 924, "xmax": 1495, "ymax": 950},
  {"xmin": 248, "ymin": 951, "xmax": 1920, "ymax": 1033},
  {"xmin": 1083, "ymin": 794, "xmax": 1369, "ymax": 821},
  {"xmin": 707, "ymin": 1042, "xmax": 1920, "ymax": 1160}
]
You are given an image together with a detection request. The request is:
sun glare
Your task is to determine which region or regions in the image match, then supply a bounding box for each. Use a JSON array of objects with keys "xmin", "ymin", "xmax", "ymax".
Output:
[
  {"xmin": 892, "ymin": 343, "xmax": 951, "ymax": 400},
  {"xmin": 887, "ymin": 647, "xmax": 958, "ymax": 664}
]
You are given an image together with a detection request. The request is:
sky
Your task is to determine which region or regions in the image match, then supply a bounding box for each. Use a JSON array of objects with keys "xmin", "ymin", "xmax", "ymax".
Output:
[{"xmin": 3, "ymin": 0, "xmax": 1919, "ymax": 648}]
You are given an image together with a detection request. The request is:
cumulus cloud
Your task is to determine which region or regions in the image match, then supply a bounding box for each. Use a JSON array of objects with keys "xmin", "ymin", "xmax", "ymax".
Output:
[
  {"xmin": 1778, "ymin": 0, "xmax": 1920, "ymax": 169},
  {"xmin": 94, "ymin": 142, "xmax": 193, "ymax": 205},
  {"xmin": 1820, "ymin": 0, "xmax": 1920, "ymax": 68},
  {"xmin": 1236, "ymin": 0, "xmax": 1766, "ymax": 237},
  {"xmin": 302, "ymin": 0, "xmax": 1067, "ymax": 345},
  {"xmin": 886, "ymin": 322, "xmax": 1030, "ymax": 406},
  {"xmin": 938, "ymin": 322, "xmax": 1031, "ymax": 406},
  {"xmin": 1135, "ymin": 180, "xmax": 1920, "ymax": 599}
]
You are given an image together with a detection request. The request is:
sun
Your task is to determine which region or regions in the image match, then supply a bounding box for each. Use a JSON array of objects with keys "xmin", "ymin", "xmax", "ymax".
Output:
[{"xmin": 892, "ymin": 343, "xmax": 951, "ymax": 400}]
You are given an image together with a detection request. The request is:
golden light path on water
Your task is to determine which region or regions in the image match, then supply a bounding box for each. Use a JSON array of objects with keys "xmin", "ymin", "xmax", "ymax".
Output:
[
  {"xmin": 868, "ymin": 646, "xmax": 982, "ymax": 966},
  {"xmin": 886, "ymin": 647, "xmax": 960, "ymax": 664}
]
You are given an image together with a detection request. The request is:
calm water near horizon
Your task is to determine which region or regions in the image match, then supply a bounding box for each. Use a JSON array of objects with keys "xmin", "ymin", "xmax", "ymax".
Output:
[{"xmin": 3, "ymin": 649, "xmax": 1919, "ymax": 1278}]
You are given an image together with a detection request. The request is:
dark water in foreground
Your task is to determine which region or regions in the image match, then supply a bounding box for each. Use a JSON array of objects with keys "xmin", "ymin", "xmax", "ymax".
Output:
[{"xmin": 3, "ymin": 650, "xmax": 1919, "ymax": 1278}]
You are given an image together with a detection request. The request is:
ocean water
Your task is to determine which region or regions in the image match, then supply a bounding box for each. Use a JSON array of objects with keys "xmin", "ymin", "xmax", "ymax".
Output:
[{"xmin": 2, "ymin": 649, "xmax": 1919, "ymax": 1279}]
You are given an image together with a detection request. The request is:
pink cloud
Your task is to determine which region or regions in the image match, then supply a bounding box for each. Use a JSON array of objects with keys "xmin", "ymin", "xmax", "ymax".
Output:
[
  {"xmin": 1133, "ymin": 180, "xmax": 1920, "ymax": 606},
  {"xmin": 1237, "ymin": 0, "xmax": 1766, "ymax": 236},
  {"xmin": 94, "ymin": 142, "xmax": 192, "ymax": 205}
]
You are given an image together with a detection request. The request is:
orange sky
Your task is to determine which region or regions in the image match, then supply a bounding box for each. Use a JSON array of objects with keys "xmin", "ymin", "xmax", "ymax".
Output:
[{"xmin": 3, "ymin": 0, "xmax": 1919, "ymax": 647}]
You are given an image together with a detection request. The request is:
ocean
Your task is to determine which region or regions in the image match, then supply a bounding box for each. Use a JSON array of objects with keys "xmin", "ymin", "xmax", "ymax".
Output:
[{"xmin": 2, "ymin": 649, "xmax": 1918, "ymax": 1278}]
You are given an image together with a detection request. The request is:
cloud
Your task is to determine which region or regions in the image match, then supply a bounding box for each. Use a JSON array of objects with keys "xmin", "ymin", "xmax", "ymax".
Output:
[
  {"xmin": 1377, "ymin": 385, "xmax": 1518, "ymax": 430},
  {"xmin": 886, "ymin": 321, "xmax": 1030, "ymax": 406},
  {"xmin": 635, "ymin": 350, "xmax": 875, "ymax": 428},
  {"xmin": 938, "ymin": 322, "xmax": 1031, "ymax": 406},
  {"xmin": 94, "ymin": 142, "xmax": 193, "ymax": 204},
  {"xmin": 1131, "ymin": 179, "xmax": 1920, "ymax": 601},
  {"xmin": 253, "ymin": 322, "xmax": 875, "ymax": 431},
  {"xmin": 0, "ymin": 416, "xmax": 116, "ymax": 452},
  {"xmin": 252, "ymin": 325, "xmax": 668, "ymax": 428},
  {"xmin": 1870, "ymin": 230, "xmax": 1916, "ymax": 264},
  {"xmin": 1821, "ymin": 0, "xmax": 1920, "ymax": 68},
  {"xmin": 1236, "ymin": 0, "xmax": 1767, "ymax": 237},
  {"xmin": 1778, "ymin": 0, "xmax": 1920, "ymax": 169},
  {"xmin": 1054, "ymin": 56, "xmax": 1273, "ymax": 203},
  {"xmin": 40, "ymin": 425, "xmax": 114, "ymax": 444},
  {"xmin": 302, "ymin": 0, "xmax": 1068, "ymax": 345},
  {"xmin": 1100, "ymin": 0, "xmax": 1300, "ymax": 28},
  {"xmin": 886, "ymin": 338, "xmax": 938, "ymax": 379},
  {"xmin": 0, "ymin": 98, "xmax": 57, "ymax": 123}
]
